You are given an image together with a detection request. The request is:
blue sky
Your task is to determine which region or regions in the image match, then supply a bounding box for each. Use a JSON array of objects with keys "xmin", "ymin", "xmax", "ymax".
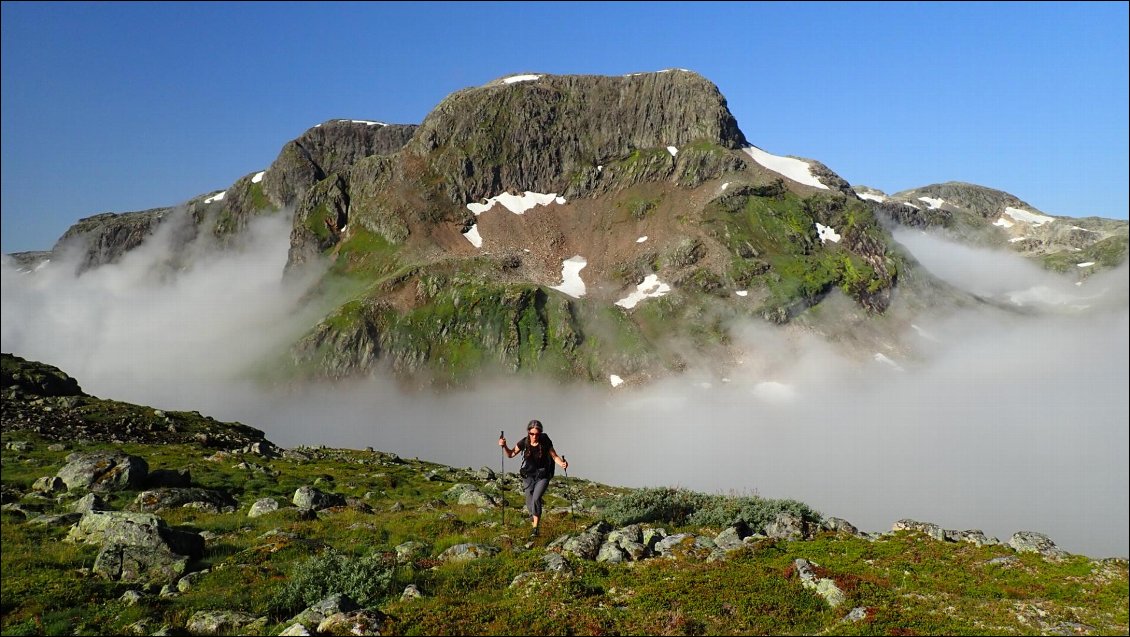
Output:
[{"xmin": 2, "ymin": 1, "xmax": 1127, "ymax": 253}]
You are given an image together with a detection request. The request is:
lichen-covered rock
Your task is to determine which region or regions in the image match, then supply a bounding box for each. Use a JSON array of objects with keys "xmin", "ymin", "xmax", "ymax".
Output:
[
  {"xmin": 438, "ymin": 543, "xmax": 500, "ymax": 563},
  {"xmin": 56, "ymin": 452, "xmax": 149, "ymax": 492},
  {"xmin": 1009, "ymin": 531, "xmax": 1069, "ymax": 560}
]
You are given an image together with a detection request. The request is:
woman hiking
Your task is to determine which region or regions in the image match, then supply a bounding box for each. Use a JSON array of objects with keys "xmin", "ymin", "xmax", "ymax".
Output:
[{"xmin": 498, "ymin": 419, "xmax": 568, "ymax": 537}]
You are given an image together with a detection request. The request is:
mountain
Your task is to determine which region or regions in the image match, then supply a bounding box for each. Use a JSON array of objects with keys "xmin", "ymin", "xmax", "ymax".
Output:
[
  {"xmin": 855, "ymin": 182, "xmax": 1128, "ymax": 273},
  {"xmin": 3, "ymin": 352, "xmax": 1126, "ymax": 636},
  {"xmin": 7, "ymin": 71, "xmax": 1125, "ymax": 389}
]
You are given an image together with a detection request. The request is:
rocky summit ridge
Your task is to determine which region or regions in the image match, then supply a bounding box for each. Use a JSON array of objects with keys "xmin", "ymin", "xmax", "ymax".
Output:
[{"xmin": 6, "ymin": 70, "xmax": 1127, "ymax": 388}]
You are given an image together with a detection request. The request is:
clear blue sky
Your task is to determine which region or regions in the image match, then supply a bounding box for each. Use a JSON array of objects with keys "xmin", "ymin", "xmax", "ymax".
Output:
[{"xmin": 3, "ymin": 1, "xmax": 1127, "ymax": 253}]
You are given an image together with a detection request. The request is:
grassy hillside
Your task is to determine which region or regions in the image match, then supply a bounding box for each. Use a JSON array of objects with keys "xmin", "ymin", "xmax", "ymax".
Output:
[{"xmin": 2, "ymin": 353, "xmax": 1126, "ymax": 635}]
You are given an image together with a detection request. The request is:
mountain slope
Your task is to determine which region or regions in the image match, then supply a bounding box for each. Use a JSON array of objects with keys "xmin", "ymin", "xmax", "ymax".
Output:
[{"xmin": 856, "ymin": 181, "xmax": 1128, "ymax": 275}]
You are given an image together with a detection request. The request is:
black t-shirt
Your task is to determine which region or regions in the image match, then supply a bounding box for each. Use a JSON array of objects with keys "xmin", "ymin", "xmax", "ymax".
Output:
[{"xmin": 517, "ymin": 434, "xmax": 555, "ymax": 479}]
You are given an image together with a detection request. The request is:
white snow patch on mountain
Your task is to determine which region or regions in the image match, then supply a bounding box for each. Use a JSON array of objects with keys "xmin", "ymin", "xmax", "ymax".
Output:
[
  {"xmin": 550, "ymin": 256, "xmax": 587, "ymax": 298},
  {"xmin": 1003, "ymin": 206, "xmax": 1055, "ymax": 226},
  {"xmin": 462, "ymin": 224, "xmax": 482, "ymax": 248},
  {"xmin": 615, "ymin": 274, "xmax": 671, "ymax": 309},
  {"xmin": 467, "ymin": 191, "xmax": 566, "ymax": 215},
  {"xmin": 742, "ymin": 146, "xmax": 828, "ymax": 190},
  {"xmin": 816, "ymin": 223, "xmax": 841, "ymax": 244}
]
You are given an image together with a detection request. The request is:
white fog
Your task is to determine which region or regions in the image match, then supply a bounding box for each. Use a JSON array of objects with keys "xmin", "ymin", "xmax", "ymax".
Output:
[{"xmin": 2, "ymin": 213, "xmax": 1126, "ymax": 558}]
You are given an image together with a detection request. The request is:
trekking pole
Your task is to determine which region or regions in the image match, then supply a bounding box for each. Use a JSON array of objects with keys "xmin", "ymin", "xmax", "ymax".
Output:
[
  {"xmin": 500, "ymin": 430, "xmax": 506, "ymax": 528},
  {"xmin": 562, "ymin": 456, "xmax": 573, "ymax": 521}
]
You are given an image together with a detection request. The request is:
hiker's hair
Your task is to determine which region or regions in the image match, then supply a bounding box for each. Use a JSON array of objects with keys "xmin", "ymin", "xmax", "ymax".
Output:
[{"xmin": 524, "ymin": 420, "xmax": 546, "ymax": 461}]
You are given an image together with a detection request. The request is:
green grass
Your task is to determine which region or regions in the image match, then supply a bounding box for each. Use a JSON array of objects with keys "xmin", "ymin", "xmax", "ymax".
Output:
[{"xmin": 2, "ymin": 427, "xmax": 1127, "ymax": 636}]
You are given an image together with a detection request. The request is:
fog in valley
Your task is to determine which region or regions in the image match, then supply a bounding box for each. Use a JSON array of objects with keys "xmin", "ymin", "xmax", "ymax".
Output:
[{"xmin": 3, "ymin": 212, "xmax": 1126, "ymax": 558}]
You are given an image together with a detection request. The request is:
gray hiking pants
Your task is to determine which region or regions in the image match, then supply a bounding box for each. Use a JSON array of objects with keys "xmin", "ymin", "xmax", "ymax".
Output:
[{"xmin": 523, "ymin": 476, "xmax": 550, "ymax": 520}]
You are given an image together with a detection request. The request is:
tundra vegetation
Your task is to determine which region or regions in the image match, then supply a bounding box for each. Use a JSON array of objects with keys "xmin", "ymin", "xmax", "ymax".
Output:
[{"xmin": 2, "ymin": 354, "xmax": 1127, "ymax": 636}]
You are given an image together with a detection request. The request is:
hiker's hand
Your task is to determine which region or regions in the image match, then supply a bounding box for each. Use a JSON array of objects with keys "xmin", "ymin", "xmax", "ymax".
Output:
[
  {"xmin": 561, "ymin": 459, "xmax": 568, "ymax": 470},
  {"xmin": 498, "ymin": 437, "xmax": 506, "ymax": 448}
]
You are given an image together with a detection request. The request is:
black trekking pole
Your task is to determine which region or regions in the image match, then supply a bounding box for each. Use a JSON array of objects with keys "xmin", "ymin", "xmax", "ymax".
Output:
[
  {"xmin": 499, "ymin": 430, "xmax": 505, "ymax": 529},
  {"xmin": 562, "ymin": 456, "xmax": 573, "ymax": 521}
]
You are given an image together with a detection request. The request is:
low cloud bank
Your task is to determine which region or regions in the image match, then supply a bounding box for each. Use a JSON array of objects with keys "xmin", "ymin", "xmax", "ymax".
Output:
[{"xmin": 2, "ymin": 222, "xmax": 1125, "ymax": 558}]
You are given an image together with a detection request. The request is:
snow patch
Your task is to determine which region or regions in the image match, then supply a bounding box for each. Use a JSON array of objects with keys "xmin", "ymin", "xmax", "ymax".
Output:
[
  {"xmin": 615, "ymin": 274, "xmax": 671, "ymax": 309},
  {"xmin": 903, "ymin": 201, "xmax": 920, "ymax": 210},
  {"xmin": 1002, "ymin": 206, "xmax": 1055, "ymax": 226},
  {"xmin": 251, "ymin": 171, "xmax": 265, "ymax": 184},
  {"xmin": 203, "ymin": 191, "xmax": 226, "ymax": 204},
  {"xmin": 502, "ymin": 74, "xmax": 541, "ymax": 84},
  {"xmin": 815, "ymin": 223, "xmax": 841, "ymax": 244},
  {"xmin": 993, "ymin": 217, "xmax": 1014, "ymax": 228},
  {"xmin": 345, "ymin": 119, "xmax": 387, "ymax": 126},
  {"xmin": 918, "ymin": 196, "xmax": 944, "ymax": 210},
  {"xmin": 874, "ymin": 353, "xmax": 905, "ymax": 372},
  {"xmin": 667, "ymin": 146, "xmax": 678, "ymax": 157},
  {"xmin": 1077, "ymin": 261, "xmax": 1095, "ymax": 267},
  {"xmin": 735, "ymin": 290, "xmax": 748, "ymax": 297},
  {"xmin": 1008, "ymin": 237, "xmax": 1027, "ymax": 243},
  {"xmin": 636, "ymin": 236, "xmax": 648, "ymax": 243},
  {"xmin": 462, "ymin": 224, "xmax": 482, "ymax": 248},
  {"xmin": 857, "ymin": 192, "xmax": 886, "ymax": 202},
  {"xmin": 468, "ymin": 191, "xmax": 566, "ymax": 215},
  {"xmin": 610, "ymin": 375, "xmax": 624, "ymax": 388},
  {"xmin": 549, "ymin": 256, "xmax": 587, "ymax": 298},
  {"xmin": 742, "ymin": 146, "xmax": 828, "ymax": 190},
  {"xmin": 721, "ymin": 182, "xmax": 730, "ymax": 191}
]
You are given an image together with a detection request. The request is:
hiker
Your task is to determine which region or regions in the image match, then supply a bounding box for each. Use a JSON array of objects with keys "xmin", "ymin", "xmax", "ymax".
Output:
[{"xmin": 498, "ymin": 419, "xmax": 568, "ymax": 537}]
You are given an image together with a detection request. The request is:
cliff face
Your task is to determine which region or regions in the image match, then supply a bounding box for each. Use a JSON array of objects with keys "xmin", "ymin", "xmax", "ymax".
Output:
[
  {"xmin": 262, "ymin": 119, "xmax": 418, "ymax": 209},
  {"xmin": 51, "ymin": 209, "xmax": 170, "ymax": 273},
  {"xmin": 406, "ymin": 71, "xmax": 748, "ymax": 205}
]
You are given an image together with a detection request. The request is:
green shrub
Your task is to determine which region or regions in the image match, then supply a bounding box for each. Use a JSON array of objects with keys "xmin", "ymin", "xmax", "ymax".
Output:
[
  {"xmin": 598, "ymin": 487, "xmax": 821, "ymax": 532},
  {"xmin": 686, "ymin": 495, "xmax": 821, "ymax": 532},
  {"xmin": 599, "ymin": 487, "xmax": 710, "ymax": 526},
  {"xmin": 272, "ymin": 548, "xmax": 394, "ymax": 615}
]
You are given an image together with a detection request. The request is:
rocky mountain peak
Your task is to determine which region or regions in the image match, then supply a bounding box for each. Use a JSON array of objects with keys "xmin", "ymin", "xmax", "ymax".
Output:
[
  {"xmin": 261, "ymin": 119, "xmax": 418, "ymax": 209},
  {"xmin": 891, "ymin": 181, "xmax": 1040, "ymax": 220},
  {"xmin": 406, "ymin": 70, "xmax": 748, "ymax": 205}
]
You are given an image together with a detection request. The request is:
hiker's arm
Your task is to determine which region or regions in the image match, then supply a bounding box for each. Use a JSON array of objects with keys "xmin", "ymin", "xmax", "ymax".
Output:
[
  {"xmin": 550, "ymin": 448, "xmax": 568, "ymax": 470},
  {"xmin": 499, "ymin": 437, "xmax": 520, "ymax": 458}
]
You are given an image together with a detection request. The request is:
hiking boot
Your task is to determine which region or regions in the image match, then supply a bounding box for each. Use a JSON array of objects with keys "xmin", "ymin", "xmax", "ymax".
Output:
[{"xmin": 530, "ymin": 527, "xmax": 539, "ymax": 538}]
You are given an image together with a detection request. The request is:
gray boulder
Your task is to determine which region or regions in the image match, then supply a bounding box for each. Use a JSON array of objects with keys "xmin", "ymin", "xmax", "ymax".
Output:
[
  {"xmin": 437, "ymin": 543, "xmax": 500, "ymax": 563},
  {"xmin": 134, "ymin": 488, "xmax": 237, "ymax": 513},
  {"xmin": 292, "ymin": 485, "xmax": 346, "ymax": 510},
  {"xmin": 765, "ymin": 511, "xmax": 813, "ymax": 541},
  {"xmin": 248, "ymin": 497, "xmax": 280, "ymax": 518},
  {"xmin": 94, "ymin": 543, "xmax": 191, "ymax": 585},
  {"xmin": 1008, "ymin": 531, "xmax": 1069, "ymax": 560},
  {"xmin": 290, "ymin": 593, "xmax": 359, "ymax": 628},
  {"xmin": 56, "ymin": 451, "xmax": 149, "ymax": 492},
  {"xmin": 185, "ymin": 610, "xmax": 263, "ymax": 636},
  {"xmin": 66, "ymin": 510, "xmax": 203, "ymax": 560},
  {"xmin": 71, "ymin": 493, "xmax": 109, "ymax": 514}
]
